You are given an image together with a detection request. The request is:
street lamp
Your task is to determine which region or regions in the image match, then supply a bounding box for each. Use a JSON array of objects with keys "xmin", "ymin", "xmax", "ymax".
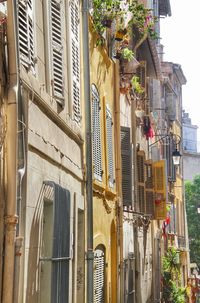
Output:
[
  {"xmin": 149, "ymin": 133, "xmax": 182, "ymax": 166},
  {"xmin": 172, "ymin": 148, "xmax": 181, "ymax": 166}
]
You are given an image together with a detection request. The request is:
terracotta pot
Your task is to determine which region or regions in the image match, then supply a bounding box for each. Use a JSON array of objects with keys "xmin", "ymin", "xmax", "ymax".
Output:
[{"xmin": 115, "ymin": 29, "xmax": 127, "ymax": 41}]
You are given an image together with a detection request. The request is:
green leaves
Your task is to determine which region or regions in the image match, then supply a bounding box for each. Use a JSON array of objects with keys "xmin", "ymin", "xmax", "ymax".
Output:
[
  {"xmin": 185, "ymin": 175, "xmax": 200, "ymax": 268},
  {"xmin": 162, "ymin": 248, "xmax": 187, "ymax": 303}
]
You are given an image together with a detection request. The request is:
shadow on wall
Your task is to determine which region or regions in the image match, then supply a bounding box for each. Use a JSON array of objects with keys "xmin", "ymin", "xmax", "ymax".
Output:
[{"xmin": 25, "ymin": 183, "xmax": 52, "ymax": 303}]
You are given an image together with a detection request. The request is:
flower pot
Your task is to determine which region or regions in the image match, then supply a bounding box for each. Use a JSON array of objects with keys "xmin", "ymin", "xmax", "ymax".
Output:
[{"xmin": 115, "ymin": 29, "xmax": 127, "ymax": 41}]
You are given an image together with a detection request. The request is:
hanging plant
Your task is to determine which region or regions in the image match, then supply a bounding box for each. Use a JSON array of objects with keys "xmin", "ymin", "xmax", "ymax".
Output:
[
  {"xmin": 128, "ymin": 0, "xmax": 158, "ymax": 44},
  {"xmin": 131, "ymin": 76, "xmax": 144, "ymax": 95},
  {"xmin": 121, "ymin": 47, "xmax": 134, "ymax": 61},
  {"xmin": 92, "ymin": 0, "xmax": 123, "ymax": 36}
]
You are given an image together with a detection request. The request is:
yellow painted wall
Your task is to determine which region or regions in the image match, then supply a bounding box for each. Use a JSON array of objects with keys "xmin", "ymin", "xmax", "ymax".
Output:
[{"xmin": 89, "ymin": 19, "xmax": 118, "ymax": 302}]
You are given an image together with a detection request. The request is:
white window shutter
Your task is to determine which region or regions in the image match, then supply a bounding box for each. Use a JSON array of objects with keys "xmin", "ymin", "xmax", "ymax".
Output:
[
  {"xmin": 68, "ymin": 0, "xmax": 81, "ymax": 123},
  {"xmin": 18, "ymin": 0, "xmax": 34, "ymax": 70},
  {"xmin": 50, "ymin": 0, "xmax": 64, "ymax": 104},
  {"xmin": 106, "ymin": 106, "xmax": 114, "ymax": 188},
  {"xmin": 92, "ymin": 85, "xmax": 102, "ymax": 182},
  {"xmin": 94, "ymin": 248, "xmax": 105, "ymax": 303}
]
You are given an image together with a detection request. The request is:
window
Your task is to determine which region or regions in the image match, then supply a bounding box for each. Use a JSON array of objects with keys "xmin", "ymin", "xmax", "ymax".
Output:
[
  {"xmin": 106, "ymin": 106, "xmax": 114, "ymax": 188},
  {"xmin": 18, "ymin": 0, "xmax": 34, "ymax": 70},
  {"xmin": 50, "ymin": 0, "xmax": 64, "ymax": 104},
  {"xmin": 121, "ymin": 126, "xmax": 132, "ymax": 206},
  {"xmin": 94, "ymin": 246, "xmax": 105, "ymax": 303},
  {"xmin": 68, "ymin": 0, "xmax": 81, "ymax": 122},
  {"xmin": 92, "ymin": 84, "xmax": 102, "ymax": 182},
  {"xmin": 40, "ymin": 182, "xmax": 71, "ymax": 303}
]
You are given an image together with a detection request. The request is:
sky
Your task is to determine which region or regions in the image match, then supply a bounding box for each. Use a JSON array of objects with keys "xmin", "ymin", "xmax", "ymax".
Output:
[{"xmin": 160, "ymin": 0, "xmax": 200, "ymax": 140}]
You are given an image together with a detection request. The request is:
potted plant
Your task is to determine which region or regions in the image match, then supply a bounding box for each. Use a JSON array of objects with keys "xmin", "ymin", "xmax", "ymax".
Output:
[
  {"xmin": 92, "ymin": 0, "xmax": 122, "ymax": 35},
  {"xmin": 131, "ymin": 76, "xmax": 144, "ymax": 95},
  {"xmin": 121, "ymin": 47, "xmax": 134, "ymax": 62}
]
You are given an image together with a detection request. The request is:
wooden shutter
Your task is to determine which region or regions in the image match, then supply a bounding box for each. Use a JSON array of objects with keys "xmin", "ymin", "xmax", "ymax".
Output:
[
  {"xmin": 18, "ymin": 0, "xmax": 34, "ymax": 69},
  {"xmin": 41, "ymin": 182, "xmax": 71, "ymax": 303},
  {"xmin": 52, "ymin": 184, "xmax": 71, "ymax": 303},
  {"xmin": 153, "ymin": 160, "xmax": 167, "ymax": 220},
  {"xmin": 68, "ymin": 0, "xmax": 81, "ymax": 123},
  {"xmin": 94, "ymin": 248, "xmax": 105, "ymax": 303},
  {"xmin": 137, "ymin": 151, "xmax": 145, "ymax": 213},
  {"xmin": 50, "ymin": 0, "xmax": 64, "ymax": 103},
  {"xmin": 145, "ymin": 160, "xmax": 155, "ymax": 217},
  {"xmin": 121, "ymin": 127, "xmax": 132, "ymax": 206},
  {"xmin": 166, "ymin": 92, "xmax": 176, "ymax": 121},
  {"xmin": 106, "ymin": 106, "xmax": 114, "ymax": 188},
  {"xmin": 92, "ymin": 85, "xmax": 102, "ymax": 181}
]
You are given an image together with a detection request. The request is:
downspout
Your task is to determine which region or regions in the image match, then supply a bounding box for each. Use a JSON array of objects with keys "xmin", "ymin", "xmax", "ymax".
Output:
[
  {"xmin": 131, "ymin": 89, "xmax": 137, "ymax": 303},
  {"xmin": 113, "ymin": 63, "xmax": 123, "ymax": 303},
  {"xmin": 82, "ymin": 1, "xmax": 94, "ymax": 302},
  {"xmin": 2, "ymin": 1, "xmax": 18, "ymax": 303}
]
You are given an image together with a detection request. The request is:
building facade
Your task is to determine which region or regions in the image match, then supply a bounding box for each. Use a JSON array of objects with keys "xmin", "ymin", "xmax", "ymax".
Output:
[
  {"xmin": 182, "ymin": 110, "xmax": 200, "ymax": 182},
  {"xmin": 0, "ymin": 1, "xmax": 191, "ymax": 303}
]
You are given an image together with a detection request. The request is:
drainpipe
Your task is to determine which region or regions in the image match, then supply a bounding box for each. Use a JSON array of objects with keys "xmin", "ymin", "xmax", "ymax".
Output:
[
  {"xmin": 82, "ymin": 1, "xmax": 94, "ymax": 302},
  {"xmin": 113, "ymin": 63, "xmax": 123, "ymax": 303},
  {"xmin": 2, "ymin": 1, "xmax": 18, "ymax": 303}
]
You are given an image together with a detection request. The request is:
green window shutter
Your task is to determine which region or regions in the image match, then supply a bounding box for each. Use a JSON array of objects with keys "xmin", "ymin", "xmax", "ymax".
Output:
[
  {"xmin": 50, "ymin": 0, "xmax": 64, "ymax": 104},
  {"xmin": 137, "ymin": 151, "xmax": 145, "ymax": 213},
  {"xmin": 41, "ymin": 181, "xmax": 71, "ymax": 303},
  {"xmin": 106, "ymin": 106, "xmax": 114, "ymax": 188},
  {"xmin": 52, "ymin": 184, "xmax": 71, "ymax": 303},
  {"xmin": 18, "ymin": 0, "xmax": 34, "ymax": 70},
  {"xmin": 92, "ymin": 85, "xmax": 102, "ymax": 181},
  {"xmin": 68, "ymin": 0, "xmax": 81, "ymax": 123},
  {"xmin": 121, "ymin": 127, "xmax": 132, "ymax": 206},
  {"xmin": 94, "ymin": 248, "xmax": 105, "ymax": 303}
]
